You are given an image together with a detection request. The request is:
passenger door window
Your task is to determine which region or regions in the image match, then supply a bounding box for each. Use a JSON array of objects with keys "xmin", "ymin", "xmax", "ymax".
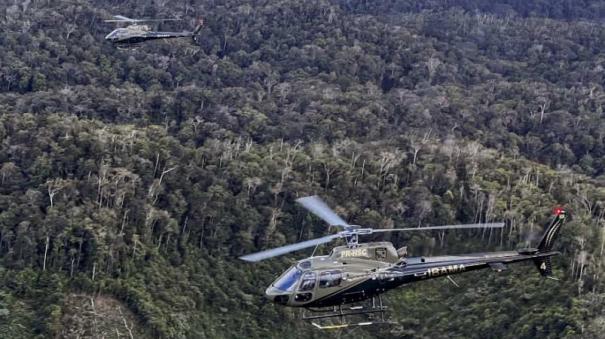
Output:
[{"xmin": 319, "ymin": 270, "xmax": 342, "ymax": 288}]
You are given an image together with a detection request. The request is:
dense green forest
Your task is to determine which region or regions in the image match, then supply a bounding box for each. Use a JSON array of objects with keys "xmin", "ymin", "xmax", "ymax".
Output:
[{"xmin": 1, "ymin": 0, "xmax": 605, "ymax": 338}]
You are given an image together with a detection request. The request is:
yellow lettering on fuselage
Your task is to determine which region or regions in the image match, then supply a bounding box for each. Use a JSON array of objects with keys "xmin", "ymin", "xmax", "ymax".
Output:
[
  {"xmin": 340, "ymin": 248, "xmax": 369, "ymax": 258},
  {"xmin": 427, "ymin": 264, "xmax": 466, "ymax": 277}
]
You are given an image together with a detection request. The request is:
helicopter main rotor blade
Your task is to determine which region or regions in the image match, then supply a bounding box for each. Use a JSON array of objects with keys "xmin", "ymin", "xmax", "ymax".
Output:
[
  {"xmin": 370, "ymin": 222, "xmax": 505, "ymax": 233},
  {"xmin": 239, "ymin": 233, "xmax": 342, "ymax": 262},
  {"xmin": 105, "ymin": 15, "xmax": 139, "ymax": 22},
  {"xmin": 136, "ymin": 18, "xmax": 181, "ymax": 22},
  {"xmin": 114, "ymin": 15, "xmax": 133, "ymax": 21},
  {"xmin": 105, "ymin": 15, "xmax": 181, "ymax": 23},
  {"xmin": 296, "ymin": 196, "xmax": 350, "ymax": 228}
]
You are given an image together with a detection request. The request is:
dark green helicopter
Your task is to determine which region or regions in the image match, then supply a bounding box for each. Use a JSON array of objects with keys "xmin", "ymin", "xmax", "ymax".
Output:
[
  {"xmin": 240, "ymin": 196, "xmax": 567, "ymax": 329},
  {"xmin": 104, "ymin": 16, "xmax": 203, "ymax": 46}
]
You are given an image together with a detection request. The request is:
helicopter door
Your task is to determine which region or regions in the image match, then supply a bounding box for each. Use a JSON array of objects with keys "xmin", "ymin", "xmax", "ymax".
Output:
[
  {"xmin": 298, "ymin": 272, "xmax": 317, "ymax": 292},
  {"xmin": 294, "ymin": 272, "xmax": 316, "ymax": 303},
  {"xmin": 319, "ymin": 270, "xmax": 343, "ymax": 288}
]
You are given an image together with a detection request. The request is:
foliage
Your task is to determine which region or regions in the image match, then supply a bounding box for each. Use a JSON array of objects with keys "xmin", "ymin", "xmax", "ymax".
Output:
[{"xmin": 1, "ymin": 0, "xmax": 605, "ymax": 338}]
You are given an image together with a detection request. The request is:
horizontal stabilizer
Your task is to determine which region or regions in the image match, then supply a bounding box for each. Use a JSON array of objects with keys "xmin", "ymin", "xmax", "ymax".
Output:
[
  {"xmin": 517, "ymin": 248, "xmax": 538, "ymax": 255},
  {"xmin": 488, "ymin": 262, "xmax": 507, "ymax": 272}
]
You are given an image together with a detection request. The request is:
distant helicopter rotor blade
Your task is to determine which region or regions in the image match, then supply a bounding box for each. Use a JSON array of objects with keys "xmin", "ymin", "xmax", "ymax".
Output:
[
  {"xmin": 296, "ymin": 196, "xmax": 350, "ymax": 228},
  {"xmin": 105, "ymin": 15, "xmax": 182, "ymax": 23},
  {"xmin": 138, "ymin": 18, "xmax": 181, "ymax": 22},
  {"xmin": 239, "ymin": 234, "xmax": 342, "ymax": 262},
  {"xmin": 114, "ymin": 15, "xmax": 133, "ymax": 21},
  {"xmin": 105, "ymin": 15, "xmax": 138, "ymax": 22},
  {"xmin": 370, "ymin": 222, "xmax": 505, "ymax": 233}
]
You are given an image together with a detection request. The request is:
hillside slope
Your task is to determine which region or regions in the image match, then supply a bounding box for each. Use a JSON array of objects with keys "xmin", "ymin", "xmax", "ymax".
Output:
[{"xmin": 1, "ymin": 0, "xmax": 605, "ymax": 338}]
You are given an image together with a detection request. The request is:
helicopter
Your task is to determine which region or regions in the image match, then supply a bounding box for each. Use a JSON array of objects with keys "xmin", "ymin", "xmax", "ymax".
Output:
[
  {"xmin": 104, "ymin": 15, "xmax": 203, "ymax": 46},
  {"xmin": 240, "ymin": 196, "xmax": 567, "ymax": 329}
]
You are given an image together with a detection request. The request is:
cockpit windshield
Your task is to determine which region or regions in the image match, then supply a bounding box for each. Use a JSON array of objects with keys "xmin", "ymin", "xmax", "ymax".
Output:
[
  {"xmin": 105, "ymin": 29, "xmax": 126, "ymax": 40},
  {"xmin": 273, "ymin": 267, "xmax": 302, "ymax": 292}
]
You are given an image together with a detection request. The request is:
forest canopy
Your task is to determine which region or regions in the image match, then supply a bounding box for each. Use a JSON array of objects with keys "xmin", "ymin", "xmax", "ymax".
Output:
[{"xmin": 1, "ymin": 0, "xmax": 605, "ymax": 338}]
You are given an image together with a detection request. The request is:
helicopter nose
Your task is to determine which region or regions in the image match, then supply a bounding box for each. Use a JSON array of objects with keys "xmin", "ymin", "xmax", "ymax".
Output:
[{"xmin": 265, "ymin": 286, "xmax": 290, "ymax": 305}]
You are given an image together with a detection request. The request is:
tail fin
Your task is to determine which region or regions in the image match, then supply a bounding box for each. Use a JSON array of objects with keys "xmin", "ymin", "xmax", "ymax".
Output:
[
  {"xmin": 537, "ymin": 208, "xmax": 567, "ymax": 252},
  {"xmin": 534, "ymin": 207, "xmax": 568, "ymax": 276},
  {"xmin": 192, "ymin": 17, "xmax": 204, "ymax": 42}
]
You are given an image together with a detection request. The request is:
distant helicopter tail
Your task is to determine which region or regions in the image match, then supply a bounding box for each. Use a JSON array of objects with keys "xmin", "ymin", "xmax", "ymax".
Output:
[
  {"xmin": 533, "ymin": 207, "xmax": 568, "ymax": 277},
  {"xmin": 192, "ymin": 17, "xmax": 204, "ymax": 42}
]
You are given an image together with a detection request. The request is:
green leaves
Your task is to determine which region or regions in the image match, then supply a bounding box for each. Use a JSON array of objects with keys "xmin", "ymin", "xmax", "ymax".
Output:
[{"xmin": 2, "ymin": 0, "xmax": 605, "ymax": 337}]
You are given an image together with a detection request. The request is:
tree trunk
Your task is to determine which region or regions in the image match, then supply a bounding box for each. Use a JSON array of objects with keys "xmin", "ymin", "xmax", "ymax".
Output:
[{"xmin": 43, "ymin": 236, "xmax": 49, "ymax": 271}]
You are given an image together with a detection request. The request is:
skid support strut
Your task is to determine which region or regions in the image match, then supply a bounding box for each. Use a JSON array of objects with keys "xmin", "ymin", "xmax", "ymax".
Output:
[{"xmin": 303, "ymin": 295, "xmax": 392, "ymax": 330}]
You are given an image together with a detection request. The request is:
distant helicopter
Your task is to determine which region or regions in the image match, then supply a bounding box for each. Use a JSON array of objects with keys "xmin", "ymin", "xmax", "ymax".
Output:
[
  {"xmin": 104, "ymin": 15, "xmax": 203, "ymax": 46},
  {"xmin": 240, "ymin": 196, "xmax": 567, "ymax": 329}
]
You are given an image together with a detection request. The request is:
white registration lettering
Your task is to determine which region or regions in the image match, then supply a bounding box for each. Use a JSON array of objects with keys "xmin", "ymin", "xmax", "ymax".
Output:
[
  {"xmin": 340, "ymin": 248, "xmax": 369, "ymax": 258},
  {"xmin": 427, "ymin": 264, "xmax": 466, "ymax": 277}
]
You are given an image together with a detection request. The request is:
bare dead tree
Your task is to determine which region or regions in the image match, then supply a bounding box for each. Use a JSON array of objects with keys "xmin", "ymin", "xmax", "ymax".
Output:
[
  {"xmin": 409, "ymin": 129, "xmax": 433, "ymax": 165},
  {"xmin": 43, "ymin": 236, "xmax": 49, "ymax": 271},
  {"xmin": 46, "ymin": 178, "xmax": 67, "ymax": 208},
  {"xmin": 65, "ymin": 23, "xmax": 77, "ymax": 39},
  {"xmin": 538, "ymin": 98, "xmax": 550, "ymax": 124},
  {"xmin": 0, "ymin": 162, "xmax": 17, "ymax": 185},
  {"xmin": 119, "ymin": 307, "xmax": 135, "ymax": 339}
]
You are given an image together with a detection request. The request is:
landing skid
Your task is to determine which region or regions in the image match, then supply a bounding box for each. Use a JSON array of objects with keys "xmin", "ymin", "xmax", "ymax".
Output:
[
  {"xmin": 303, "ymin": 295, "xmax": 395, "ymax": 330},
  {"xmin": 116, "ymin": 44, "xmax": 142, "ymax": 50}
]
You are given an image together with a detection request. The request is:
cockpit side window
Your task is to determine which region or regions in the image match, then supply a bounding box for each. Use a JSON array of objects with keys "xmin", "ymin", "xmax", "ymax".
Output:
[
  {"xmin": 273, "ymin": 267, "xmax": 302, "ymax": 292},
  {"xmin": 298, "ymin": 261, "xmax": 311, "ymax": 269},
  {"xmin": 105, "ymin": 29, "xmax": 128, "ymax": 40},
  {"xmin": 298, "ymin": 272, "xmax": 316, "ymax": 291},
  {"xmin": 319, "ymin": 270, "xmax": 342, "ymax": 288}
]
